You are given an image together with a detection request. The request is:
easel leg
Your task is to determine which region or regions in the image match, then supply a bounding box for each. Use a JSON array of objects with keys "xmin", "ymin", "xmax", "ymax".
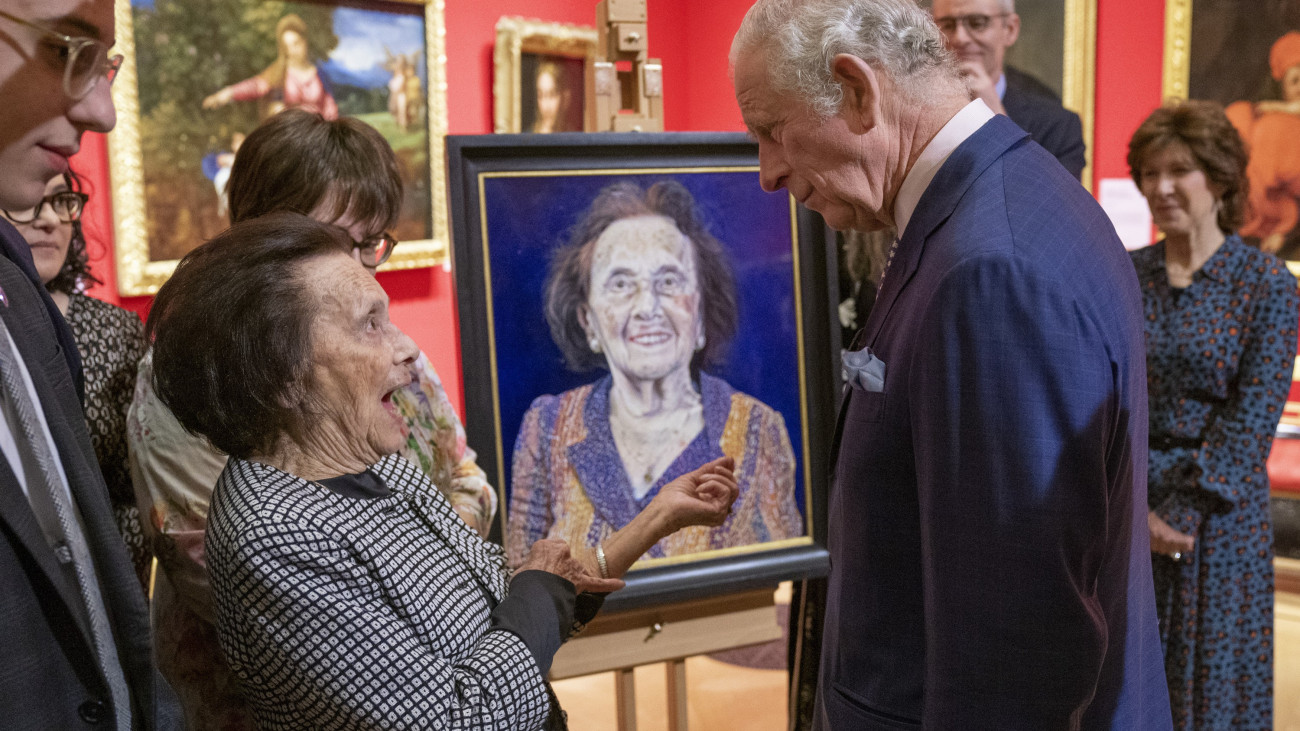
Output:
[
  {"xmin": 615, "ymin": 667, "xmax": 637, "ymax": 731},
  {"xmin": 666, "ymin": 659, "xmax": 688, "ymax": 731}
]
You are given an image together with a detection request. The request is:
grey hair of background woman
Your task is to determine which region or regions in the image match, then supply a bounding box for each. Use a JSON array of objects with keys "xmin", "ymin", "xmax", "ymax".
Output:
[
  {"xmin": 731, "ymin": 0, "xmax": 962, "ymax": 118},
  {"xmin": 544, "ymin": 180, "xmax": 739, "ymax": 374}
]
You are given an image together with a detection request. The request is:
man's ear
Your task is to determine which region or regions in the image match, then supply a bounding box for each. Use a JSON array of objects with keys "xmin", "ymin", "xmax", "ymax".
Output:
[
  {"xmin": 1003, "ymin": 13, "xmax": 1021, "ymax": 47},
  {"xmin": 831, "ymin": 53, "xmax": 882, "ymax": 134}
]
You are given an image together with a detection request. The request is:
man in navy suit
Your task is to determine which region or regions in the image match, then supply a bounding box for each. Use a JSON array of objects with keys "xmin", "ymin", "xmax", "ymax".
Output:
[
  {"xmin": 932, "ymin": 0, "xmax": 1086, "ymax": 180},
  {"xmin": 732, "ymin": 0, "xmax": 1171, "ymax": 728},
  {"xmin": 0, "ymin": 0, "xmax": 167, "ymax": 726}
]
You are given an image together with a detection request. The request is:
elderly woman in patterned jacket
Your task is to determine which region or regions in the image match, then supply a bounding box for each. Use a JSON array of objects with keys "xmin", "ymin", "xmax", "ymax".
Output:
[
  {"xmin": 130, "ymin": 109, "xmax": 501, "ymax": 728},
  {"xmin": 147, "ymin": 213, "xmax": 739, "ymax": 730},
  {"xmin": 1128, "ymin": 99, "xmax": 1300, "ymax": 729}
]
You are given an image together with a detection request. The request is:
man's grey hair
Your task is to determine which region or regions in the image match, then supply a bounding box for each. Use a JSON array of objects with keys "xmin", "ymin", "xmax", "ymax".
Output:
[{"xmin": 733, "ymin": 0, "xmax": 961, "ymax": 118}]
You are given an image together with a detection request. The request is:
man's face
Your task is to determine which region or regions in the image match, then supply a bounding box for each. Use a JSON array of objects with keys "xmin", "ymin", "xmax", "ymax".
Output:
[
  {"xmin": 932, "ymin": 0, "xmax": 1019, "ymax": 81},
  {"xmin": 0, "ymin": 0, "xmax": 116, "ymax": 211},
  {"xmin": 733, "ymin": 49, "xmax": 887, "ymax": 232}
]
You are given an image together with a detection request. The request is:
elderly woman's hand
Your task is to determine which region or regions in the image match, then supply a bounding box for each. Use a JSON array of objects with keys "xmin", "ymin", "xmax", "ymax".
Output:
[
  {"xmin": 519, "ymin": 538, "xmax": 625, "ymax": 595},
  {"xmin": 650, "ymin": 456, "xmax": 739, "ymax": 533}
]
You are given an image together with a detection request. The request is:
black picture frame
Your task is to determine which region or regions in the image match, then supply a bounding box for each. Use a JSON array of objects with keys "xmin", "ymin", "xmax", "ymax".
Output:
[{"xmin": 448, "ymin": 132, "xmax": 834, "ymax": 610}]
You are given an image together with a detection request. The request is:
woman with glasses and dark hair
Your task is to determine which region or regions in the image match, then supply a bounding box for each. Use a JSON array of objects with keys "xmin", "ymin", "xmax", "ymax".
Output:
[
  {"xmin": 3, "ymin": 172, "xmax": 151, "ymax": 589},
  {"xmin": 128, "ymin": 109, "xmax": 495, "ymax": 729}
]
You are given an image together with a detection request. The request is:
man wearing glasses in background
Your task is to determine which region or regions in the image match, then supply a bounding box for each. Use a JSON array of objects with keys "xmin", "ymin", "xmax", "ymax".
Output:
[
  {"xmin": 932, "ymin": 0, "xmax": 1087, "ymax": 180},
  {"xmin": 0, "ymin": 1, "xmax": 170, "ymax": 728}
]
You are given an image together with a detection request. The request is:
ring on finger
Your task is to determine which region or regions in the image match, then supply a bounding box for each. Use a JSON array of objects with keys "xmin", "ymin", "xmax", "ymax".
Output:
[{"xmin": 1171, "ymin": 551, "xmax": 1182, "ymax": 561}]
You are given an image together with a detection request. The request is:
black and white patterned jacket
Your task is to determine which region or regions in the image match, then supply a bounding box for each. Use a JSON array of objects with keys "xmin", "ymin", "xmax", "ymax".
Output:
[{"xmin": 207, "ymin": 454, "xmax": 561, "ymax": 730}]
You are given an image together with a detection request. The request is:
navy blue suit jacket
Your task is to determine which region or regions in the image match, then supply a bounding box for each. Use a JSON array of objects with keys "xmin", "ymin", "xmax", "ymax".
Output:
[
  {"xmin": 0, "ymin": 250, "xmax": 160, "ymax": 726},
  {"xmin": 0, "ymin": 217, "xmax": 83, "ymax": 402},
  {"xmin": 814, "ymin": 115, "xmax": 1172, "ymax": 730},
  {"xmin": 1002, "ymin": 66, "xmax": 1086, "ymax": 181}
]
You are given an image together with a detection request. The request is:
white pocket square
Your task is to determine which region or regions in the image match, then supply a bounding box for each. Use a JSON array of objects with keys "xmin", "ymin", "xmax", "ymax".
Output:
[{"xmin": 842, "ymin": 347, "xmax": 886, "ymax": 392}]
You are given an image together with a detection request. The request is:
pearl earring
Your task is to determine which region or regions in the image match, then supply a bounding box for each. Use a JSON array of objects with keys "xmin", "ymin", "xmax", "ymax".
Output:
[
  {"xmin": 696, "ymin": 333, "xmax": 706, "ymax": 351},
  {"xmin": 589, "ymin": 337, "xmax": 601, "ymax": 353}
]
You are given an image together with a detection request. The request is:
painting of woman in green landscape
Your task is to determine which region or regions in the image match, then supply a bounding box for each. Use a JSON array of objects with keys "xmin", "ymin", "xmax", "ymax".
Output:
[{"xmin": 129, "ymin": 0, "xmax": 432, "ymax": 263}]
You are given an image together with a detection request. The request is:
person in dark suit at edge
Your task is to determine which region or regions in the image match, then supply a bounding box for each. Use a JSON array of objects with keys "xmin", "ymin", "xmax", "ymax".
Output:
[
  {"xmin": 731, "ymin": 0, "xmax": 1171, "ymax": 728},
  {"xmin": 932, "ymin": 0, "xmax": 1087, "ymax": 181},
  {"xmin": 0, "ymin": 0, "xmax": 169, "ymax": 727}
]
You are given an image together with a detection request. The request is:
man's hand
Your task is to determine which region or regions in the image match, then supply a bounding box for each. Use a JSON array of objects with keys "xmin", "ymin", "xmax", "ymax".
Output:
[{"xmin": 958, "ymin": 61, "xmax": 1006, "ymax": 115}]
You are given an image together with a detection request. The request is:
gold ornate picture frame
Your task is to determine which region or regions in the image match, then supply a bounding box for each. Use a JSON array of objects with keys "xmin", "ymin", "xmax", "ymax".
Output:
[
  {"xmin": 492, "ymin": 17, "xmax": 597, "ymax": 134},
  {"xmin": 1163, "ymin": 0, "xmax": 1300, "ymax": 258},
  {"xmin": 109, "ymin": 0, "xmax": 449, "ymax": 296},
  {"xmin": 1061, "ymin": 0, "xmax": 1098, "ymax": 189},
  {"xmin": 1000, "ymin": 0, "xmax": 1098, "ymax": 187}
]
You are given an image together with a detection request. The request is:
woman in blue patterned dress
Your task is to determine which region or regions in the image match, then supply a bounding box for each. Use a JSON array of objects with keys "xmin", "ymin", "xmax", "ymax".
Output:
[{"xmin": 1128, "ymin": 99, "xmax": 1299, "ymax": 729}]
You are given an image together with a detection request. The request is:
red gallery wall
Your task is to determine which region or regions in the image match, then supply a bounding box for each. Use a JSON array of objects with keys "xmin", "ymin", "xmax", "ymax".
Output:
[{"xmin": 70, "ymin": 0, "xmax": 1167, "ymax": 421}]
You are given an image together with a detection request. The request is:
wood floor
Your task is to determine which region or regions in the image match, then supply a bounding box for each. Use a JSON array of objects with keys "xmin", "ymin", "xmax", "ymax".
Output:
[{"xmin": 557, "ymin": 565, "xmax": 1300, "ymax": 731}]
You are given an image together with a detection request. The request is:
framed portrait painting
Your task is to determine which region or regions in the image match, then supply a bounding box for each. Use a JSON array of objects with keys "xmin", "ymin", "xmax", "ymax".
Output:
[
  {"xmin": 492, "ymin": 17, "xmax": 597, "ymax": 134},
  {"xmin": 448, "ymin": 133, "xmax": 835, "ymax": 609},
  {"xmin": 1164, "ymin": 0, "xmax": 1300, "ymax": 260},
  {"xmin": 108, "ymin": 0, "xmax": 449, "ymax": 296}
]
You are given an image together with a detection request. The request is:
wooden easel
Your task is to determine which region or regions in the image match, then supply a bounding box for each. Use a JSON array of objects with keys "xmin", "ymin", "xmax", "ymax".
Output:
[
  {"xmin": 550, "ymin": 587, "xmax": 782, "ymax": 730},
  {"xmin": 585, "ymin": 0, "xmax": 664, "ymax": 132}
]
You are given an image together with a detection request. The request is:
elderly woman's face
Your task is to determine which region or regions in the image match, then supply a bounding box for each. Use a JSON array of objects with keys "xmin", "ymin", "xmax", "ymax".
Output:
[
  {"xmin": 1137, "ymin": 141, "xmax": 1222, "ymax": 237},
  {"xmin": 582, "ymin": 215, "xmax": 702, "ymax": 384},
  {"xmin": 302, "ymin": 253, "xmax": 418, "ymax": 464}
]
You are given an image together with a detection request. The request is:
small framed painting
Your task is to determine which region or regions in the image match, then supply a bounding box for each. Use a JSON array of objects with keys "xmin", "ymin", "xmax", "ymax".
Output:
[{"xmin": 492, "ymin": 17, "xmax": 597, "ymax": 134}]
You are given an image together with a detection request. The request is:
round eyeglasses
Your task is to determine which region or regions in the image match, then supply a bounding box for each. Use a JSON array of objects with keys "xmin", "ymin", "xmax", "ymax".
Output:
[
  {"xmin": 2, "ymin": 191, "xmax": 89, "ymax": 225},
  {"xmin": 933, "ymin": 12, "xmax": 1011, "ymax": 35},
  {"xmin": 350, "ymin": 233, "xmax": 399, "ymax": 268},
  {"xmin": 0, "ymin": 9, "xmax": 124, "ymax": 100}
]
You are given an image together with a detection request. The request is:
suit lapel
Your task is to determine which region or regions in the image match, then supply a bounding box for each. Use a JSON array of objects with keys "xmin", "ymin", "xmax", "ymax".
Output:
[
  {"xmin": 860, "ymin": 114, "xmax": 1029, "ymax": 350},
  {"xmin": 0, "ymin": 274, "xmax": 99, "ymax": 656},
  {"xmin": 829, "ymin": 115, "xmax": 1029, "ymax": 470}
]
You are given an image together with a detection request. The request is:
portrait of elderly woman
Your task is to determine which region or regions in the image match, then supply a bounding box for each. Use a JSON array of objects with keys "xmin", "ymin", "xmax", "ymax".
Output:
[
  {"xmin": 147, "ymin": 212, "xmax": 739, "ymax": 729},
  {"xmin": 506, "ymin": 181, "xmax": 804, "ymax": 568}
]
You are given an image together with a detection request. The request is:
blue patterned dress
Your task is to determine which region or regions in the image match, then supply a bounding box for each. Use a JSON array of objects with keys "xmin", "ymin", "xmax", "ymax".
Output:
[{"xmin": 1131, "ymin": 236, "xmax": 1298, "ymax": 729}]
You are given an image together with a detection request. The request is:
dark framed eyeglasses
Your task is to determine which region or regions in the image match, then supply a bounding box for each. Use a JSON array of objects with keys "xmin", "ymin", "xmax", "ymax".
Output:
[
  {"xmin": 933, "ymin": 12, "xmax": 1011, "ymax": 34},
  {"xmin": 2, "ymin": 191, "xmax": 89, "ymax": 225},
  {"xmin": 350, "ymin": 233, "xmax": 398, "ymax": 268},
  {"xmin": 0, "ymin": 9, "xmax": 124, "ymax": 100}
]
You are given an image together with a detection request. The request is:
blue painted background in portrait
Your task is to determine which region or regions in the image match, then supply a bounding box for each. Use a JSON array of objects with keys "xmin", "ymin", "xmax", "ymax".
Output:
[{"xmin": 484, "ymin": 171, "xmax": 807, "ymax": 521}]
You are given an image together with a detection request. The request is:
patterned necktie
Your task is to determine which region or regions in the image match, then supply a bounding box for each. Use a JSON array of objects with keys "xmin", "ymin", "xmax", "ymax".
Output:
[
  {"xmin": 877, "ymin": 237, "xmax": 901, "ymax": 290},
  {"xmin": 0, "ymin": 324, "xmax": 131, "ymax": 729}
]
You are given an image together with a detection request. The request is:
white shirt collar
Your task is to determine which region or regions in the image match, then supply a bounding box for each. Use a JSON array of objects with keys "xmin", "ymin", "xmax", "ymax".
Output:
[{"xmin": 892, "ymin": 99, "xmax": 995, "ymax": 239}]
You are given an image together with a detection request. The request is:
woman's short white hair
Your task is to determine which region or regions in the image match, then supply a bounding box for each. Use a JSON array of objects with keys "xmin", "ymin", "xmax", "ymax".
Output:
[{"xmin": 733, "ymin": 0, "xmax": 960, "ymax": 118}]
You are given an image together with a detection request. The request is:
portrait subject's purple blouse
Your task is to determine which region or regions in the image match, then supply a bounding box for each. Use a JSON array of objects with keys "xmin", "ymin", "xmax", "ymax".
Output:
[{"xmin": 506, "ymin": 372, "xmax": 804, "ymax": 567}]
